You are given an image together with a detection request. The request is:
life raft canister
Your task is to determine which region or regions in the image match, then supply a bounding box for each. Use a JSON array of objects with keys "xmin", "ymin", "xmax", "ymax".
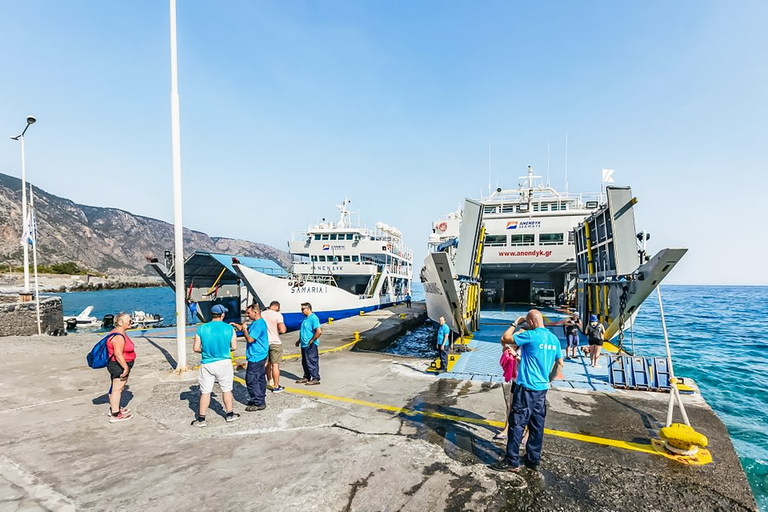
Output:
[{"xmin": 438, "ymin": 222, "xmax": 448, "ymax": 232}]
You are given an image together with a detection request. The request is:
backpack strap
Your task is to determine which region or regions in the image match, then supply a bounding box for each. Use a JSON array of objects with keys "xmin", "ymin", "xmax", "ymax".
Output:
[{"xmin": 106, "ymin": 332, "xmax": 124, "ymax": 362}]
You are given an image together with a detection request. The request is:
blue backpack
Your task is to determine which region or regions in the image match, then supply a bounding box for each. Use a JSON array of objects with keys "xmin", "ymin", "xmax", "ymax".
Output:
[{"xmin": 87, "ymin": 333, "xmax": 119, "ymax": 369}]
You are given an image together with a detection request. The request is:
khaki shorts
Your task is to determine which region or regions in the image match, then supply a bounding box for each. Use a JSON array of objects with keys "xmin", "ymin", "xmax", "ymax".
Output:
[
  {"xmin": 198, "ymin": 359, "xmax": 234, "ymax": 394},
  {"xmin": 268, "ymin": 344, "xmax": 284, "ymax": 363}
]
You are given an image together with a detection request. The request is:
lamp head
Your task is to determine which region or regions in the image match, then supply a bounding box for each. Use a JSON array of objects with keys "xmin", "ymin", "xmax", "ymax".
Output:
[{"xmin": 26, "ymin": 116, "xmax": 36, "ymax": 125}]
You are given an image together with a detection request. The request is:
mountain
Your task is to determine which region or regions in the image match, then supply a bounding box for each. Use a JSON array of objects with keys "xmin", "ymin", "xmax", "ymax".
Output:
[{"xmin": 0, "ymin": 173, "xmax": 291, "ymax": 275}]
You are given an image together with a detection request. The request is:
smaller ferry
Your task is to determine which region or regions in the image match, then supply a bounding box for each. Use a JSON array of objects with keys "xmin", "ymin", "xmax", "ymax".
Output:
[{"xmin": 234, "ymin": 200, "xmax": 413, "ymax": 330}]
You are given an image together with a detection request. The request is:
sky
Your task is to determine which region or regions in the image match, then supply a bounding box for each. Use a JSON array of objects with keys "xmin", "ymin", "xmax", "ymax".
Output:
[{"xmin": 1, "ymin": 1, "xmax": 766, "ymax": 285}]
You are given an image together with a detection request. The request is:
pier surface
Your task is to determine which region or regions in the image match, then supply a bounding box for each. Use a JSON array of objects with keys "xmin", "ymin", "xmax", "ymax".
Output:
[{"xmin": 0, "ymin": 304, "xmax": 757, "ymax": 511}]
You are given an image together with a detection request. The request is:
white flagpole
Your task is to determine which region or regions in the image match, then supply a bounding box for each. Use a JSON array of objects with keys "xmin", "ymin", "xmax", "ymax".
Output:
[
  {"xmin": 30, "ymin": 186, "xmax": 41, "ymax": 335},
  {"xmin": 170, "ymin": 0, "xmax": 188, "ymax": 371}
]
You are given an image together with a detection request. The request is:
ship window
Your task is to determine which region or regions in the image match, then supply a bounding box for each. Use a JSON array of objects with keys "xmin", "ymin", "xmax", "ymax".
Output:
[
  {"xmin": 517, "ymin": 204, "xmax": 529, "ymax": 213},
  {"xmin": 568, "ymin": 232, "xmax": 575, "ymax": 245},
  {"xmin": 484, "ymin": 205, "xmax": 498, "ymax": 214},
  {"xmin": 321, "ymin": 234, "xmax": 329, "ymax": 240},
  {"xmin": 329, "ymin": 234, "xmax": 337, "ymax": 240},
  {"xmin": 352, "ymin": 255, "xmax": 360, "ymax": 262},
  {"xmin": 314, "ymin": 234, "xmax": 321, "ymax": 240},
  {"xmin": 533, "ymin": 204, "xmax": 540, "ymax": 212},
  {"xmin": 540, "ymin": 204, "xmax": 549, "ymax": 212},
  {"xmin": 485, "ymin": 235, "xmax": 507, "ymax": 246},
  {"xmin": 317, "ymin": 255, "xmax": 326, "ymax": 262},
  {"xmin": 510, "ymin": 234, "xmax": 534, "ymax": 246},
  {"xmin": 343, "ymin": 255, "xmax": 351, "ymax": 262},
  {"xmin": 346, "ymin": 233, "xmax": 354, "ymax": 240},
  {"xmin": 311, "ymin": 255, "xmax": 318, "ymax": 261},
  {"xmin": 540, "ymin": 233, "xmax": 564, "ymax": 245},
  {"xmin": 501, "ymin": 204, "xmax": 515, "ymax": 213},
  {"xmin": 334, "ymin": 256, "xmax": 340, "ymax": 262}
]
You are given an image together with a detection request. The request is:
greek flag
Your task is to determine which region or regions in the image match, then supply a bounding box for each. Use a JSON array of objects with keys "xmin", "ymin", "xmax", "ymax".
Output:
[{"xmin": 20, "ymin": 208, "xmax": 37, "ymax": 248}]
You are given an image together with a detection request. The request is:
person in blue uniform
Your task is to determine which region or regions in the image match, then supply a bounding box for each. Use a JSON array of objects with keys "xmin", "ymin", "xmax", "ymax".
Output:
[
  {"xmin": 231, "ymin": 304, "xmax": 269, "ymax": 411},
  {"xmin": 436, "ymin": 316, "xmax": 450, "ymax": 373},
  {"xmin": 295, "ymin": 302, "xmax": 322, "ymax": 385},
  {"xmin": 490, "ymin": 309, "xmax": 564, "ymax": 472}
]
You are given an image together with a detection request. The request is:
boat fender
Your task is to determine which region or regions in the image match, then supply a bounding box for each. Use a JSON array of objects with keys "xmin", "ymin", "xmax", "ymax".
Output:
[{"xmin": 438, "ymin": 222, "xmax": 448, "ymax": 232}]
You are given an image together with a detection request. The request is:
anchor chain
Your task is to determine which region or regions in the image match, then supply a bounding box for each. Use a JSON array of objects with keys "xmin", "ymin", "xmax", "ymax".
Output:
[{"xmin": 616, "ymin": 286, "xmax": 628, "ymax": 353}]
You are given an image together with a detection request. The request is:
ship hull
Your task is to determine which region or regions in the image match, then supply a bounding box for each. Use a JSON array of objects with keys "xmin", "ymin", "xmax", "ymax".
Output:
[{"xmin": 234, "ymin": 264, "xmax": 399, "ymax": 330}]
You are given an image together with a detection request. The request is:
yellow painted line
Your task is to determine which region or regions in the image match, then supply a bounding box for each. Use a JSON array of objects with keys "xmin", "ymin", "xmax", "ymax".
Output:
[{"xmin": 235, "ymin": 381, "xmax": 675, "ymax": 459}]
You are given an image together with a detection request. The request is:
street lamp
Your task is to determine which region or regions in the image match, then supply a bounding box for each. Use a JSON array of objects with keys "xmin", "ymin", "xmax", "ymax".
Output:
[{"xmin": 9, "ymin": 115, "xmax": 37, "ymax": 292}]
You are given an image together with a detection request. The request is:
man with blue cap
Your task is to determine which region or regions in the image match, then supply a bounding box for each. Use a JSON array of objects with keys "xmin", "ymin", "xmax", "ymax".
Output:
[{"xmin": 191, "ymin": 304, "xmax": 239, "ymax": 427}]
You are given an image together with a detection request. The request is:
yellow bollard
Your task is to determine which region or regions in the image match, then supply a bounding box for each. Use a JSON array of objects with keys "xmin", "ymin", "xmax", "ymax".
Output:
[
  {"xmin": 328, "ymin": 317, "xmax": 333, "ymax": 325},
  {"xmin": 354, "ymin": 331, "xmax": 360, "ymax": 341}
]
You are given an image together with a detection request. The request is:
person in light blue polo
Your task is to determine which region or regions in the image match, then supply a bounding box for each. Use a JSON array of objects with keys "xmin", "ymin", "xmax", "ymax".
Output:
[
  {"xmin": 436, "ymin": 316, "xmax": 451, "ymax": 373},
  {"xmin": 191, "ymin": 304, "xmax": 239, "ymax": 427},
  {"xmin": 295, "ymin": 302, "xmax": 322, "ymax": 385},
  {"xmin": 490, "ymin": 309, "xmax": 563, "ymax": 473},
  {"xmin": 231, "ymin": 303, "xmax": 269, "ymax": 411}
]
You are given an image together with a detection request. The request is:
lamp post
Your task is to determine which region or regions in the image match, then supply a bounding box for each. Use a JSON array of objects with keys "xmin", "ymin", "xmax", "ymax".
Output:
[{"xmin": 10, "ymin": 116, "xmax": 36, "ymax": 293}]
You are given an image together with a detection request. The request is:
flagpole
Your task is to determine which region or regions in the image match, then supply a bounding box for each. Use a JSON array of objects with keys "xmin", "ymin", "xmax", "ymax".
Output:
[
  {"xmin": 170, "ymin": 0, "xmax": 188, "ymax": 371},
  {"xmin": 30, "ymin": 186, "xmax": 41, "ymax": 335}
]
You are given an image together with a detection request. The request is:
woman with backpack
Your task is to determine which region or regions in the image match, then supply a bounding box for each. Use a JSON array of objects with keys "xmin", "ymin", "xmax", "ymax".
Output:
[
  {"xmin": 106, "ymin": 312, "xmax": 136, "ymax": 423},
  {"xmin": 585, "ymin": 315, "xmax": 606, "ymax": 368}
]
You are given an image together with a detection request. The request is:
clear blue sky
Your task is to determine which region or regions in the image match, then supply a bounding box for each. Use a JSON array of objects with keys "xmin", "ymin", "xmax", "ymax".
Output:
[{"xmin": 1, "ymin": 1, "xmax": 766, "ymax": 285}]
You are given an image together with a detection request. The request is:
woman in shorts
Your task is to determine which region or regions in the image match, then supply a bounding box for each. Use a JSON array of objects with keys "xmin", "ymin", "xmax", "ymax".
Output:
[
  {"xmin": 107, "ymin": 312, "xmax": 135, "ymax": 423},
  {"xmin": 585, "ymin": 315, "xmax": 606, "ymax": 368}
]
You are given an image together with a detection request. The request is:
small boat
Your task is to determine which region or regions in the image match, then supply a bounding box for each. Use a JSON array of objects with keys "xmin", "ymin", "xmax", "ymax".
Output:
[
  {"xmin": 130, "ymin": 311, "xmax": 163, "ymax": 328},
  {"xmin": 63, "ymin": 306, "xmax": 101, "ymax": 330}
]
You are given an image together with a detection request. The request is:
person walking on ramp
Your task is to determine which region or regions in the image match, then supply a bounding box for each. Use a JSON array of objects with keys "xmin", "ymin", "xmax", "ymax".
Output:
[
  {"xmin": 295, "ymin": 302, "xmax": 322, "ymax": 385},
  {"xmin": 191, "ymin": 304, "xmax": 239, "ymax": 427},
  {"xmin": 490, "ymin": 309, "xmax": 563, "ymax": 472}
]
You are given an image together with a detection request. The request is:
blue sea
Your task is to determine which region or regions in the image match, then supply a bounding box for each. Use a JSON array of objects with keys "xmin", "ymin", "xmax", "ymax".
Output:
[{"xmin": 58, "ymin": 284, "xmax": 768, "ymax": 510}]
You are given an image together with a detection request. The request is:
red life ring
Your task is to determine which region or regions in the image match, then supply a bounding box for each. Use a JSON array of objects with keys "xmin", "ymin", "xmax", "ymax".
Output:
[{"xmin": 438, "ymin": 222, "xmax": 448, "ymax": 232}]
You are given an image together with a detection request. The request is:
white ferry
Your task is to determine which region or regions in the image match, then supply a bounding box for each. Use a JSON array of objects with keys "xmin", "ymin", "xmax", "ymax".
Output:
[
  {"xmin": 420, "ymin": 199, "xmax": 485, "ymax": 336},
  {"xmin": 476, "ymin": 165, "xmax": 602, "ymax": 307},
  {"xmin": 234, "ymin": 200, "xmax": 413, "ymax": 330}
]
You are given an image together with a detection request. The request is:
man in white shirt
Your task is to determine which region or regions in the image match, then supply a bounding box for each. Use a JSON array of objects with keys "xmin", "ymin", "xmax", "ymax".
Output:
[{"xmin": 261, "ymin": 301, "xmax": 287, "ymax": 392}]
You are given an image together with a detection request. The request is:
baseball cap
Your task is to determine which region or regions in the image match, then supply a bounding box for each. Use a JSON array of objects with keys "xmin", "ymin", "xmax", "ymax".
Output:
[
  {"xmin": 589, "ymin": 314, "xmax": 597, "ymax": 322},
  {"xmin": 573, "ymin": 312, "xmax": 580, "ymax": 317},
  {"xmin": 211, "ymin": 304, "xmax": 227, "ymax": 315}
]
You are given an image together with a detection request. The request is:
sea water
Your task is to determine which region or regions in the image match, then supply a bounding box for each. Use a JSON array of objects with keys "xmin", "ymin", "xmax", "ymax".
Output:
[{"xmin": 58, "ymin": 284, "xmax": 768, "ymax": 509}]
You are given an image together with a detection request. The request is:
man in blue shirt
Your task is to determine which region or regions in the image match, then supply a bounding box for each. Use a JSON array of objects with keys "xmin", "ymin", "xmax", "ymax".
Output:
[
  {"xmin": 191, "ymin": 304, "xmax": 239, "ymax": 427},
  {"xmin": 295, "ymin": 302, "xmax": 322, "ymax": 385},
  {"xmin": 490, "ymin": 309, "xmax": 563, "ymax": 473},
  {"xmin": 231, "ymin": 304, "xmax": 269, "ymax": 411},
  {"xmin": 436, "ymin": 316, "xmax": 450, "ymax": 373}
]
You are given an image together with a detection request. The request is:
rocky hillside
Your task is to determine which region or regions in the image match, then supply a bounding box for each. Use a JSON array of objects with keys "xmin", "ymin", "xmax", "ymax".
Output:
[{"xmin": 0, "ymin": 173, "xmax": 290, "ymax": 275}]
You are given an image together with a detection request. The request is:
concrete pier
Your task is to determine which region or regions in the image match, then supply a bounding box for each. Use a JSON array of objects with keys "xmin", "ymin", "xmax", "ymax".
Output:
[{"xmin": 0, "ymin": 303, "xmax": 757, "ymax": 511}]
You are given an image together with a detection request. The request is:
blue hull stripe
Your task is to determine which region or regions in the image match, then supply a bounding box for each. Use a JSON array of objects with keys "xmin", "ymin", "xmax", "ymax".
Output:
[{"xmin": 283, "ymin": 302, "xmax": 396, "ymax": 331}]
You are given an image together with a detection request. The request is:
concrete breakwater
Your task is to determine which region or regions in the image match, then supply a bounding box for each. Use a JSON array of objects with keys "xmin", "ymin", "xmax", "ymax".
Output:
[{"xmin": 0, "ymin": 273, "xmax": 163, "ymax": 294}]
